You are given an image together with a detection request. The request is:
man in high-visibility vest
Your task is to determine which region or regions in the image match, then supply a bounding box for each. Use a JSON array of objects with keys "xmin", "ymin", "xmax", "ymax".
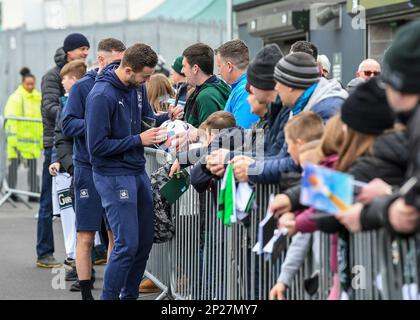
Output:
[{"xmin": 3, "ymin": 67, "xmax": 43, "ymax": 198}]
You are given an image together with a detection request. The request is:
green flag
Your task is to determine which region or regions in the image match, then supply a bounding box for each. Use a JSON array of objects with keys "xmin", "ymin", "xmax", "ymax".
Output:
[{"xmin": 217, "ymin": 163, "xmax": 235, "ymax": 226}]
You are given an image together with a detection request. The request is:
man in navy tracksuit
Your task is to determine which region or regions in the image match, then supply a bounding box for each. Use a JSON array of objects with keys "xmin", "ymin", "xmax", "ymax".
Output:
[
  {"xmin": 62, "ymin": 38, "xmax": 126, "ymax": 300},
  {"xmin": 86, "ymin": 43, "xmax": 179, "ymax": 300}
]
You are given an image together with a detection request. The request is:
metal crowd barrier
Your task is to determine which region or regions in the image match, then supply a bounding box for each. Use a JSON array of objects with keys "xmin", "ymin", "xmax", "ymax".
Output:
[
  {"xmin": 378, "ymin": 231, "xmax": 420, "ymax": 300},
  {"xmin": 0, "ymin": 116, "xmax": 42, "ymax": 209},
  {"xmin": 350, "ymin": 231, "xmax": 381, "ymax": 299},
  {"xmin": 144, "ymin": 148, "xmax": 173, "ymax": 300},
  {"xmin": 170, "ymin": 180, "xmax": 202, "ymax": 299},
  {"xmin": 143, "ymin": 147, "xmax": 420, "ymax": 300}
]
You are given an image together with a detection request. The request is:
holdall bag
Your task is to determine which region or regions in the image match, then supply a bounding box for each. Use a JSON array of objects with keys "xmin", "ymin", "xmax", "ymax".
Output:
[
  {"xmin": 150, "ymin": 164, "xmax": 176, "ymax": 243},
  {"xmin": 52, "ymin": 173, "xmax": 76, "ymax": 259}
]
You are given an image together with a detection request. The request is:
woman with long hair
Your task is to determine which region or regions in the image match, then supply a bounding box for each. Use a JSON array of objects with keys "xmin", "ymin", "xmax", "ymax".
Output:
[{"xmin": 146, "ymin": 73, "xmax": 175, "ymax": 114}]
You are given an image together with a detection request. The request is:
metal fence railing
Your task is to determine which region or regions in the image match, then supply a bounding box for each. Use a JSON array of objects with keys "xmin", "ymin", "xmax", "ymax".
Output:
[
  {"xmin": 143, "ymin": 148, "xmax": 172, "ymax": 300},
  {"xmin": 123, "ymin": 148, "xmax": 420, "ymax": 300},
  {"xmin": 0, "ymin": 116, "xmax": 42, "ymax": 209},
  {"xmin": 4, "ymin": 122, "xmax": 417, "ymax": 299}
]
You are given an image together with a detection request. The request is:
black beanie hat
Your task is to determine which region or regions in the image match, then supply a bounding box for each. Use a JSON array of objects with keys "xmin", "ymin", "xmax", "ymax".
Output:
[
  {"xmin": 63, "ymin": 33, "xmax": 90, "ymax": 53},
  {"xmin": 382, "ymin": 21, "xmax": 420, "ymax": 94},
  {"xmin": 341, "ymin": 78, "xmax": 395, "ymax": 135},
  {"xmin": 247, "ymin": 44, "xmax": 283, "ymax": 90},
  {"xmin": 274, "ymin": 52, "xmax": 320, "ymax": 89}
]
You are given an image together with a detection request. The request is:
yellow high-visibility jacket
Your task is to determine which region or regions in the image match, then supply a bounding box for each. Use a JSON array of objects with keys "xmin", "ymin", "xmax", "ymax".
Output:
[{"xmin": 3, "ymin": 85, "xmax": 43, "ymax": 159}]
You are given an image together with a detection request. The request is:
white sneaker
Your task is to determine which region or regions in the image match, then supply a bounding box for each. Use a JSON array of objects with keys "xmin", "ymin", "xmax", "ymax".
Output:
[{"xmin": 34, "ymin": 213, "xmax": 39, "ymax": 219}]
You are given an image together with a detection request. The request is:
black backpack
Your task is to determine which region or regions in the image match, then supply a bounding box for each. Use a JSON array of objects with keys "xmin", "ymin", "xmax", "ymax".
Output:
[{"xmin": 150, "ymin": 164, "xmax": 175, "ymax": 243}]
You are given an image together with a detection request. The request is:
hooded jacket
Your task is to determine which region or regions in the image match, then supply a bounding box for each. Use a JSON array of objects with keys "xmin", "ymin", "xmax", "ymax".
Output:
[
  {"xmin": 303, "ymin": 78, "xmax": 348, "ymax": 120},
  {"xmin": 360, "ymin": 121, "xmax": 417, "ymax": 233},
  {"xmin": 184, "ymin": 75, "xmax": 231, "ymax": 128},
  {"xmin": 52, "ymin": 95, "xmax": 74, "ymax": 175},
  {"xmin": 248, "ymin": 78, "xmax": 347, "ymax": 184},
  {"xmin": 349, "ymin": 130, "xmax": 408, "ymax": 187},
  {"xmin": 62, "ymin": 67, "xmax": 98, "ymax": 168},
  {"xmin": 86, "ymin": 67, "xmax": 168, "ymax": 176},
  {"xmin": 41, "ymin": 47, "xmax": 67, "ymax": 148},
  {"xmin": 401, "ymin": 106, "xmax": 420, "ymax": 212}
]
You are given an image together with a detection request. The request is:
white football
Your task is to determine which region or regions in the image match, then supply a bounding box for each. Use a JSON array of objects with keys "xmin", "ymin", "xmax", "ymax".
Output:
[{"xmin": 160, "ymin": 120, "xmax": 189, "ymax": 146}]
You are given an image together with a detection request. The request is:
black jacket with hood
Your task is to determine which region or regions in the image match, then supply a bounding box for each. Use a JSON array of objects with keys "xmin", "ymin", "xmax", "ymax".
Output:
[
  {"xmin": 53, "ymin": 96, "xmax": 74, "ymax": 175},
  {"xmin": 350, "ymin": 130, "xmax": 408, "ymax": 187},
  {"xmin": 41, "ymin": 47, "xmax": 67, "ymax": 148},
  {"xmin": 361, "ymin": 107, "xmax": 420, "ymax": 235}
]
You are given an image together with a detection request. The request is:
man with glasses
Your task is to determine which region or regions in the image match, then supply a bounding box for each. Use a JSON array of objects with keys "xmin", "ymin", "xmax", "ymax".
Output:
[{"xmin": 356, "ymin": 58, "xmax": 381, "ymax": 80}]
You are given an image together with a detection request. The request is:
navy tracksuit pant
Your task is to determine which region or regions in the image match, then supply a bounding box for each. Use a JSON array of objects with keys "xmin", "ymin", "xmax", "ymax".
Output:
[{"xmin": 93, "ymin": 171, "xmax": 154, "ymax": 300}]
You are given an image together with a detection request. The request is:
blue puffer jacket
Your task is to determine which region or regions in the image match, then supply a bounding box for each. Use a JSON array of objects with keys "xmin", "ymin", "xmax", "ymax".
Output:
[{"xmin": 249, "ymin": 78, "xmax": 348, "ymax": 184}]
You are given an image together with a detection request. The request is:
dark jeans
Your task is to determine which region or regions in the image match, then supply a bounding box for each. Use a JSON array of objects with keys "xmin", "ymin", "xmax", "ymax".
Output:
[{"xmin": 36, "ymin": 148, "xmax": 54, "ymax": 259}]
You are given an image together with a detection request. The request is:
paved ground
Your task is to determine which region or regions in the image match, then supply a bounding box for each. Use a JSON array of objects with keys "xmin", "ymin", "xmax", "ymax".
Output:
[{"xmin": 0, "ymin": 200, "xmax": 160, "ymax": 300}]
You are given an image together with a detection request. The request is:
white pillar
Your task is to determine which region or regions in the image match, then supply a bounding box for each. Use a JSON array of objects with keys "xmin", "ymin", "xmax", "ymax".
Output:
[{"xmin": 226, "ymin": 0, "xmax": 233, "ymax": 41}]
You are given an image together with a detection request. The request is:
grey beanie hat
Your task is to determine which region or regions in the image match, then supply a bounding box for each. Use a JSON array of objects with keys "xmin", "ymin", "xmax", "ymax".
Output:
[{"xmin": 274, "ymin": 52, "xmax": 320, "ymax": 89}]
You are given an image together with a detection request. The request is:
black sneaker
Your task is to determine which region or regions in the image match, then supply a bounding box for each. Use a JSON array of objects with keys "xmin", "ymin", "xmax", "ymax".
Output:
[
  {"xmin": 64, "ymin": 258, "xmax": 76, "ymax": 269},
  {"xmin": 10, "ymin": 194, "xmax": 21, "ymax": 202},
  {"xmin": 65, "ymin": 267, "xmax": 78, "ymax": 282},
  {"xmin": 28, "ymin": 196, "xmax": 39, "ymax": 203},
  {"xmin": 70, "ymin": 279, "xmax": 94, "ymax": 292},
  {"xmin": 70, "ymin": 280, "xmax": 81, "ymax": 292},
  {"xmin": 94, "ymin": 249, "xmax": 107, "ymax": 265}
]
